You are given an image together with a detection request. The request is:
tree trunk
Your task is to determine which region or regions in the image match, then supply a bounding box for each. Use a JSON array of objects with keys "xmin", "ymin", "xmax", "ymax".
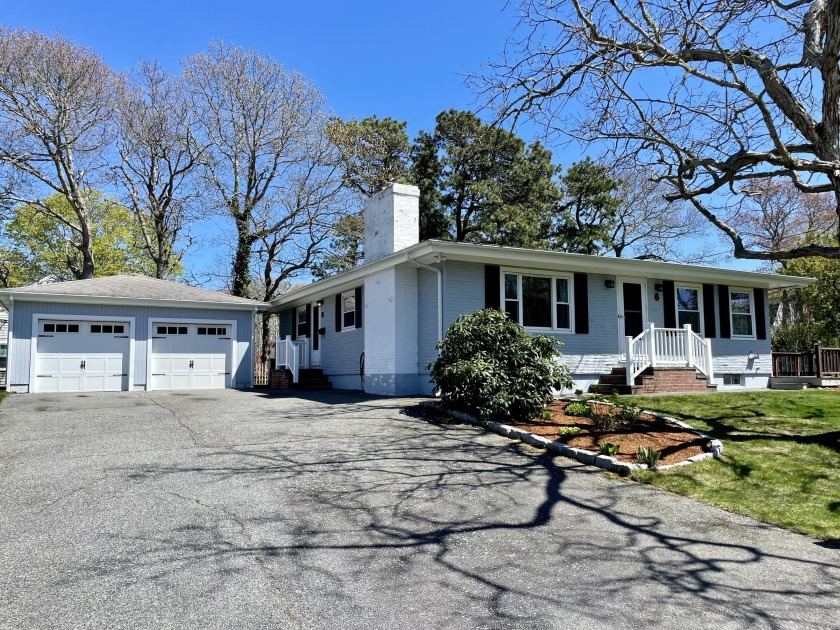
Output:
[
  {"xmin": 260, "ymin": 312, "xmax": 272, "ymax": 364},
  {"xmin": 231, "ymin": 218, "xmax": 252, "ymax": 297}
]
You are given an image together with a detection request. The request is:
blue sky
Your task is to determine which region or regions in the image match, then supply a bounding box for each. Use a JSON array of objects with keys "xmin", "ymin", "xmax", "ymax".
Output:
[
  {"xmin": 5, "ymin": 1, "xmax": 532, "ymax": 142},
  {"xmin": 4, "ymin": 1, "xmax": 747, "ymax": 281}
]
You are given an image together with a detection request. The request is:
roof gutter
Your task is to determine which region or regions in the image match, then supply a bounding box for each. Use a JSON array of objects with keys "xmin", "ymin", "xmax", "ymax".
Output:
[{"xmin": 0, "ymin": 292, "xmax": 268, "ymax": 311}]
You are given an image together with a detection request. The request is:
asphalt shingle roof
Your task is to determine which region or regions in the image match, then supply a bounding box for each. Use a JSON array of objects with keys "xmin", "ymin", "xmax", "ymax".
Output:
[{"xmin": 2, "ymin": 275, "xmax": 262, "ymax": 306}]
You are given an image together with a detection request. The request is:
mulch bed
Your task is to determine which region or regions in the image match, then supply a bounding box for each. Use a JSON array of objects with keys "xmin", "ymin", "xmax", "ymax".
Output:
[{"xmin": 509, "ymin": 401, "xmax": 710, "ymax": 466}]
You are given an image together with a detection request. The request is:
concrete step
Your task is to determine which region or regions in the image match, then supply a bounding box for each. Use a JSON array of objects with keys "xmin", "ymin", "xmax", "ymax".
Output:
[{"xmin": 769, "ymin": 382, "xmax": 808, "ymax": 390}]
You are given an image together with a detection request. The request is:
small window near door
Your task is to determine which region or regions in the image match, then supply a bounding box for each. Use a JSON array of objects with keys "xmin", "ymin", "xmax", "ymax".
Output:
[
  {"xmin": 676, "ymin": 286, "xmax": 702, "ymax": 333},
  {"xmin": 297, "ymin": 308, "xmax": 308, "ymax": 337},
  {"xmin": 0, "ymin": 343, "xmax": 6, "ymax": 370},
  {"xmin": 342, "ymin": 292, "xmax": 356, "ymax": 330},
  {"xmin": 730, "ymin": 289, "xmax": 755, "ymax": 337}
]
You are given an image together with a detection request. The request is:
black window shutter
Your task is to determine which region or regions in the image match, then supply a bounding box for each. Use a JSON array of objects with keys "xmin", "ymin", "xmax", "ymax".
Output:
[
  {"xmin": 485, "ymin": 265, "xmax": 501, "ymax": 310},
  {"xmin": 291, "ymin": 308, "xmax": 297, "ymax": 340},
  {"xmin": 663, "ymin": 280, "xmax": 676, "ymax": 328},
  {"xmin": 718, "ymin": 285, "xmax": 731, "ymax": 338},
  {"xmin": 355, "ymin": 286, "xmax": 363, "ymax": 328},
  {"xmin": 702, "ymin": 284, "xmax": 716, "ymax": 337},
  {"xmin": 335, "ymin": 294, "xmax": 341, "ymax": 332},
  {"xmin": 305, "ymin": 304, "xmax": 311, "ymax": 337},
  {"xmin": 573, "ymin": 273, "xmax": 589, "ymax": 334},
  {"xmin": 755, "ymin": 288, "xmax": 767, "ymax": 340}
]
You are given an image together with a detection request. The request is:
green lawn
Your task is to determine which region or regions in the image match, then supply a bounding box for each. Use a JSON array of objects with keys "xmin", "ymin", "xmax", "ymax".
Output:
[
  {"xmin": 0, "ymin": 391, "xmax": 5, "ymax": 405},
  {"xmin": 622, "ymin": 390, "xmax": 840, "ymax": 541}
]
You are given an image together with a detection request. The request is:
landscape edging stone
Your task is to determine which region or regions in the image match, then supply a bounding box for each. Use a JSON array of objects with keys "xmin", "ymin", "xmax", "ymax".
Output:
[{"xmin": 421, "ymin": 401, "xmax": 721, "ymax": 476}]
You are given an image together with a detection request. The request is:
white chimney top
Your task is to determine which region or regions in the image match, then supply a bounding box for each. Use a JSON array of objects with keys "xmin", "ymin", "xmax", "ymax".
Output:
[{"xmin": 363, "ymin": 183, "xmax": 420, "ymax": 263}]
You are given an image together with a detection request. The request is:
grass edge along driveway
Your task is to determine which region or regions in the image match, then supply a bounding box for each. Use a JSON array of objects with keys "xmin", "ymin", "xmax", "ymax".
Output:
[{"xmin": 622, "ymin": 390, "xmax": 840, "ymax": 541}]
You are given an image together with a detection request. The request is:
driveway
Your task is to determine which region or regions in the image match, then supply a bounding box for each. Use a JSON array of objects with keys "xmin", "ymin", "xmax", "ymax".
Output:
[{"xmin": 0, "ymin": 390, "xmax": 837, "ymax": 629}]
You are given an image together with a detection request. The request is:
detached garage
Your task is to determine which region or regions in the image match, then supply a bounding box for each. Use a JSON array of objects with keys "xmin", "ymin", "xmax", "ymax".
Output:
[{"xmin": 0, "ymin": 276, "xmax": 265, "ymax": 394}]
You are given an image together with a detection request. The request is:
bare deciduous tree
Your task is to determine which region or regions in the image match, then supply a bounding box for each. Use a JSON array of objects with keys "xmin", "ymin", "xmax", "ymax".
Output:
[
  {"xmin": 0, "ymin": 28, "xmax": 120, "ymax": 278},
  {"xmin": 115, "ymin": 60, "xmax": 200, "ymax": 279},
  {"xmin": 729, "ymin": 180, "xmax": 837, "ymax": 262},
  {"xmin": 183, "ymin": 42, "xmax": 342, "ymax": 297},
  {"xmin": 477, "ymin": 0, "xmax": 840, "ymax": 261},
  {"xmin": 610, "ymin": 166, "xmax": 711, "ymax": 262}
]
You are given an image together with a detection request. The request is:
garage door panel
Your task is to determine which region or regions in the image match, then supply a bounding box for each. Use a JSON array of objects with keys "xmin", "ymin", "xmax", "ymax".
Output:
[
  {"xmin": 150, "ymin": 322, "xmax": 231, "ymax": 391},
  {"xmin": 34, "ymin": 320, "xmax": 130, "ymax": 393}
]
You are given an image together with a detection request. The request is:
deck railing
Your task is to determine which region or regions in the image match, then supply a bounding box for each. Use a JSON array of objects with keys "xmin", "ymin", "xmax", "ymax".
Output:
[
  {"xmin": 625, "ymin": 323, "xmax": 714, "ymax": 386},
  {"xmin": 772, "ymin": 344, "xmax": 840, "ymax": 378}
]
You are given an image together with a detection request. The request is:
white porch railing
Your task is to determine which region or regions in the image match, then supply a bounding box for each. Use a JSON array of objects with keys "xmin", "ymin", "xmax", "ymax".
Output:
[
  {"xmin": 625, "ymin": 323, "xmax": 714, "ymax": 387},
  {"xmin": 276, "ymin": 335, "xmax": 309, "ymax": 384}
]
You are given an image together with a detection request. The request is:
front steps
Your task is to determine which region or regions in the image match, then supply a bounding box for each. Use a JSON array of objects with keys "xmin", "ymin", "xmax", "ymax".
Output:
[
  {"xmin": 293, "ymin": 368, "xmax": 333, "ymax": 391},
  {"xmin": 594, "ymin": 367, "xmax": 717, "ymax": 395}
]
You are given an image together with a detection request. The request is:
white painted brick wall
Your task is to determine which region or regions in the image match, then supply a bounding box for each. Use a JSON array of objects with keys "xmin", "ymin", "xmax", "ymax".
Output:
[{"xmin": 363, "ymin": 183, "xmax": 420, "ymax": 262}]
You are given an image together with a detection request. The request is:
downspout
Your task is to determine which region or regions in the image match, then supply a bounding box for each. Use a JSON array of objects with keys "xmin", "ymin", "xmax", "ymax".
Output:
[
  {"xmin": 6, "ymin": 295, "xmax": 12, "ymax": 391},
  {"xmin": 405, "ymin": 252, "xmax": 443, "ymax": 342},
  {"xmin": 251, "ymin": 305, "xmax": 259, "ymax": 389}
]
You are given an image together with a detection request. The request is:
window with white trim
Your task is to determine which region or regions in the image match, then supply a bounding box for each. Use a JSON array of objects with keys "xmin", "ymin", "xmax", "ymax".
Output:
[
  {"xmin": 675, "ymin": 285, "xmax": 702, "ymax": 334},
  {"xmin": 296, "ymin": 307, "xmax": 308, "ymax": 337},
  {"xmin": 341, "ymin": 292, "xmax": 356, "ymax": 330},
  {"xmin": 0, "ymin": 343, "xmax": 6, "ymax": 370},
  {"xmin": 730, "ymin": 289, "xmax": 755, "ymax": 337},
  {"xmin": 723, "ymin": 374, "xmax": 743, "ymax": 386},
  {"xmin": 502, "ymin": 271, "xmax": 573, "ymax": 331}
]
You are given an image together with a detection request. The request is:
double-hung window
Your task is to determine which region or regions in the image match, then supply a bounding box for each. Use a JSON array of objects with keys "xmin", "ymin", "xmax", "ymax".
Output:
[
  {"xmin": 730, "ymin": 288, "xmax": 755, "ymax": 337},
  {"xmin": 0, "ymin": 343, "xmax": 6, "ymax": 371},
  {"xmin": 341, "ymin": 292, "xmax": 356, "ymax": 331},
  {"xmin": 675, "ymin": 285, "xmax": 702, "ymax": 333},
  {"xmin": 502, "ymin": 271, "xmax": 573, "ymax": 331},
  {"xmin": 296, "ymin": 307, "xmax": 309, "ymax": 337}
]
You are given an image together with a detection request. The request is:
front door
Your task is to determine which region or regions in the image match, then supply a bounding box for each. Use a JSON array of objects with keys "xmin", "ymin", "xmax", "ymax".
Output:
[
  {"xmin": 311, "ymin": 303, "xmax": 321, "ymax": 368},
  {"xmin": 617, "ymin": 278, "xmax": 647, "ymax": 351}
]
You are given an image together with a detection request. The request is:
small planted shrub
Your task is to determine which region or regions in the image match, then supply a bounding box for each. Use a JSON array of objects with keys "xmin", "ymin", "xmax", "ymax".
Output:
[
  {"xmin": 429, "ymin": 309, "xmax": 573, "ymax": 421},
  {"xmin": 618, "ymin": 405, "xmax": 642, "ymax": 424},
  {"xmin": 591, "ymin": 411, "xmax": 622, "ymax": 431},
  {"xmin": 558, "ymin": 426, "xmax": 581, "ymax": 436},
  {"xmin": 636, "ymin": 446, "xmax": 662, "ymax": 468},
  {"xmin": 599, "ymin": 441, "xmax": 620, "ymax": 456},
  {"xmin": 564, "ymin": 401, "xmax": 592, "ymax": 417},
  {"xmin": 574, "ymin": 389, "xmax": 584, "ymax": 397}
]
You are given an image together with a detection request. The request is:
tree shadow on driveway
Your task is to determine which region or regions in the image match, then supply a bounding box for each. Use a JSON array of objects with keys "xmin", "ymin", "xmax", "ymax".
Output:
[{"xmin": 82, "ymin": 401, "xmax": 840, "ymax": 628}]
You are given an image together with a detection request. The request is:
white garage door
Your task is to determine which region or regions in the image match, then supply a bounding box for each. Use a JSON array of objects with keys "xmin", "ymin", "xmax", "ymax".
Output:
[
  {"xmin": 35, "ymin": 320, "xmax": 130, "ymax": 393},
  {"xmin": 150, "ymin": 323, "xmax": 232, "ymax": 390}
]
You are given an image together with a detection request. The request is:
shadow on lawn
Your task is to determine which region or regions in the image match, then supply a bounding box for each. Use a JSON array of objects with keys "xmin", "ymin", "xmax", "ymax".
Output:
[
  {"xmin": 639, "ymin": 402, "xmax": 840, "ymax": 456},
  {"xmin": 86, "ymin": 402, "xmax": 840, "ymax": 628}
]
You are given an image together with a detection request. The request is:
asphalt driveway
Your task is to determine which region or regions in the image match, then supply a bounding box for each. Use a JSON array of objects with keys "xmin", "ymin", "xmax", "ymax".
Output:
[{"xmin": 0, "ymin": 390, "xmax": 837, "ymax": 629}]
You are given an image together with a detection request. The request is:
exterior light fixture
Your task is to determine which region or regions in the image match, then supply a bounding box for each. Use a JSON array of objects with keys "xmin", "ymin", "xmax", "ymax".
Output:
[
  {"xmin": 316, "ymin": 299, "xmax": 324, "ymax": 307},
  {"xmin": 605, "ymin": 279, "xmax": 615, "ymax": 289}
]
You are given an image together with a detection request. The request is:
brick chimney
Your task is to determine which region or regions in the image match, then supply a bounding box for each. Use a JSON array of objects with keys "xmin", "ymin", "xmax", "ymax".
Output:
[{"xmin": 363, "ymin": 183, "xmax": 420, "ymax": 263}]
